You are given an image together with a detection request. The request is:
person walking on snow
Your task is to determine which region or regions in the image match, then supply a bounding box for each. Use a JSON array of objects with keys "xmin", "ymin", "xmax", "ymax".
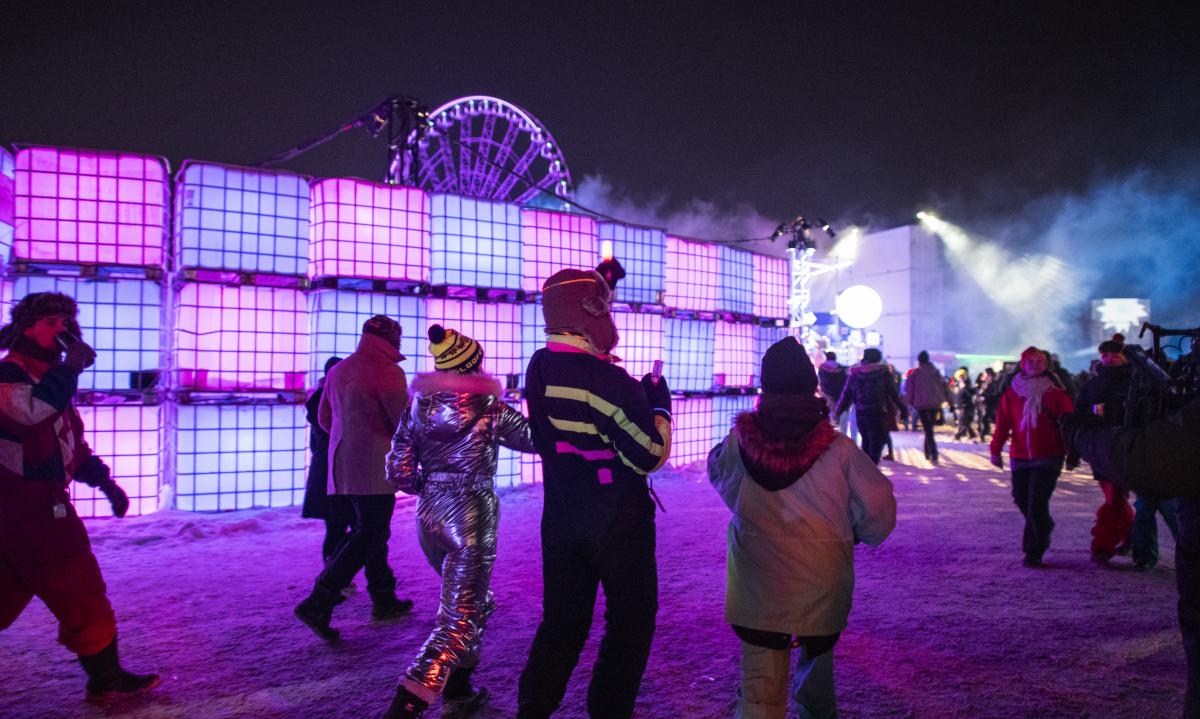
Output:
[
  {"xmin": 516, "ymin": 268, "xmax": 673, "ymax": 719},
  {"xmin": 708, "ymin": 336, "xmax": 896, "ymax": 719},
  {"xmin": 382, "ymin": 325, "xmax": 536, "ymax": 718},
  {"xmin": 990, "ymin": 346, "xmax": 1078, "ymax": 567},
  {"xmin": 818, "ymin": 351, "xmax": 853, "ymax": 439},
  {"xmin": 301, "ymin": 356, "xmax": 353, "ymax": 571},
  {"xmin": 904, "ymin": 350, "xmax": 952, "ymax": 465},
  {"xmin": 295, "ymin": 315, "xmax": 414, "ymax": 640},
  {"xmin": 952, "ymin": 367, "xmax": 979, "ymax": 441},
  {"xmin": 834, "ymin": 348, "xmax": 907, "ymax": 464},
  {"xmin": 0, "ymin": 292, "xmax": 160, "ymax": 702}
]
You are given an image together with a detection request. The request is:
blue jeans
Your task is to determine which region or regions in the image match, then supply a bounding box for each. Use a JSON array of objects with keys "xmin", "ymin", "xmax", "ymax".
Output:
[{"xmin": 1132, "ymin": 493, "xmax": 1180, "ymax": 567}]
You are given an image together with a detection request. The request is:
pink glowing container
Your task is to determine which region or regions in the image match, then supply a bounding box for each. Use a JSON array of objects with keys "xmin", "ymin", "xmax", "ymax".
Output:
[
  {"xmin": 72, "ymin": 404, "xmax": 163, "ymax": 518},
  {"xmin": 425, "ymin": 298, "xmax": 522, "ymax": 377},
  {"xmin": 665, "ymin": 236, "xmax": 717, "ymax": 312},
  {"xmin": 714, "ymin": 320, "xmax": 756, "ymax": 387},
  {"xmin": 173, "ymin": 283, "xmax": 308, "ymax": 391},
  {"xmin": 13, "ymin": 147, "xmax": 168, "ymax": 267},
  {"xmin": 520, "ymin": 209, "xmax": 598, "ymax": 293},
  {"xmin": 309, "ymin": 178, "xmax": 430, "ymax": 282},
  {"xmin": 753, "ymin": 254, "xmax": 790, "ymax": 320}
]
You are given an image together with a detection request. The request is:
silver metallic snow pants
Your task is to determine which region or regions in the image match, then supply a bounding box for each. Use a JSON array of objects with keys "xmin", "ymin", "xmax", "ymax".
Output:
[{"xmin": 401, "ymin": 474, "xmax": 499, "ymax": 703}]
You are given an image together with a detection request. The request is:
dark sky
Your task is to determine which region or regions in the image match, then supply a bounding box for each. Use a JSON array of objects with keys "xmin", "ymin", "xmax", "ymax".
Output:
[{"xmin": 3, "ymin": 1, "xmax": 1197, "ymax": 232}]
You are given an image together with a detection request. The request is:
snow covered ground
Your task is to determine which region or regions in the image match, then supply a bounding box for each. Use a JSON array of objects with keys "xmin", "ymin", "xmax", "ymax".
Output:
[{"xmin": 2, "ymin": 430, "xmax": 1185, "ymax": 718}]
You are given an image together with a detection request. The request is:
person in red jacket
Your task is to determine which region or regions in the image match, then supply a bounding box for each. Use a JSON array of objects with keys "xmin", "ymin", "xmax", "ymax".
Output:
[
  {"xmin": 990, "ymin": 346, "xmax": 1079, "ymax": 567},
  {"xmin": 0, "ymin": 292, "xmax": 159, "ymax": 701}
]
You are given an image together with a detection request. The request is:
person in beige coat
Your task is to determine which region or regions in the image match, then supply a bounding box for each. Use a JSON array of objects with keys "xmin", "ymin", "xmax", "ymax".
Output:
[
  {"xmin": 708, "ymin": 337, "xmax": 896, "ymax": 719},
  {"xmin": 295, "ymin": 315, "xmax": 413, "ymax": 640}
]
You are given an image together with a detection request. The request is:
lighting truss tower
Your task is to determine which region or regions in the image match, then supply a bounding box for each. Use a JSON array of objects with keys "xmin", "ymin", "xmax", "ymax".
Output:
[{"xmin": 782, "ymin": 220, "xmax": 847, "ymax": 341}]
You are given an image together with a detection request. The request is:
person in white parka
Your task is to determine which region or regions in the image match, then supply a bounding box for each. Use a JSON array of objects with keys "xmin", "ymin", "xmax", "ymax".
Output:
[{"xmin": 708, "ymin": 336, "xmax": 897, "ymax": 719}]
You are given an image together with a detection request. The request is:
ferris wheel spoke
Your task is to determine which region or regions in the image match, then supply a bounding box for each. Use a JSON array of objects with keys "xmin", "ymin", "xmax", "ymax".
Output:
[
  {"xmin": 457, "ymin": 123, "xmax": 475, "ymax": 196},
  {"xmin": 479, "ymin": 123, "xmax": 522, "ymax": 198},
  {"xmin": 469, "ymin": 114, "xmax": 499, "ymax": 196},
  {"xmin": 493, "ymin": 143, "xmax": 542, "ymax": 199},
  {"xmin": 422, "ymin": 142, "xmax": 460, "ymax": 194}
]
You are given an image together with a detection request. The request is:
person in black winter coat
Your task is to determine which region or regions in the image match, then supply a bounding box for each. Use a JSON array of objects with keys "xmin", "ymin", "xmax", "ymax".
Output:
[
  {"xmin": 1064, "ymin": 395, "xmax": 1200, "ymax": 717},
  {"xmin": 952, "ymin": 368, "xmax": 978, "ymax": 441},
  {"xmin": 818, "ymin": 352, "xmax": 852, "ymax": 438},
  {"xmin": 301, "ymin": 356, "xmax": 350, "ymax": 566},
  {"xmin": 834, "ymin": 348, "xmax": 908, "ymax": 464}
]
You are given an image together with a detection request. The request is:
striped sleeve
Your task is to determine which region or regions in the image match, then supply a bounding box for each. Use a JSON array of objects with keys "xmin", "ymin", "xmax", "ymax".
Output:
[
  {"xmin": 545, "ymin": 382, "xmax": 668, "ymax": 475},
  {"xmin": 0, "ymin": 363, "xmax": 77, "ymax": 438}
]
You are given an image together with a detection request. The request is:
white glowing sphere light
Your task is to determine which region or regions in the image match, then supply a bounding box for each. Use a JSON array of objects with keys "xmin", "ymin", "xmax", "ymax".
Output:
[{"xmin": 836, "ymin": 285, "xmax": 883, "ymax": 329}]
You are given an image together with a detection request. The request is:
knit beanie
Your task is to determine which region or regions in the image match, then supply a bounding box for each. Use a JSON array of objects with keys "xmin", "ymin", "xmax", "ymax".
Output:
[
  {"xmin": 863, "ymin": 347, "xmax": 883, "ymax": 364},
  {"xmin": 362, "ymin": 315, "xmax": 406, "ymax": 360},
  {"xmin": 1098, "ymin": 333, "xmax": 1125, "ymax": 354},
  {"xmin": 541, "ymin": 269, "xmax": 619, "ymax": 354},
  {"xmin": 0, "ymin": 291, "xmax": 82, "ymax": 349},
  {"xmin": 760, "ymin": 336, "xmax": 818, "ymax": 395},
  {"xmin": 428, "ymin": 324, "xmax": 484, "ymax": 374}
]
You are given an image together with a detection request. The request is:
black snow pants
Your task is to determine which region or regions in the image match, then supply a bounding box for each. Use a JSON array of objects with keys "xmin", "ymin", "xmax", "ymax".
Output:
[
  {"xmin": 1010, "ymin": 460, "xmax": 1063, "ymax": 563},
  {"xmin": 517, "ymin": 504, "xmax": 658, "ymax": 718}
]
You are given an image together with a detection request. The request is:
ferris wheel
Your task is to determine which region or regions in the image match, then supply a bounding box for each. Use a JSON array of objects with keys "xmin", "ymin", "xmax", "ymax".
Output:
[{"xmin": 410, "ymin": 95, "xmax": 574, "ymax": 206}]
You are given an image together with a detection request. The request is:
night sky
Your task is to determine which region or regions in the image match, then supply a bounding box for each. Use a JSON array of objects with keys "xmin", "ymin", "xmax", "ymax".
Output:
[{"xmin": 3, "ymin": 1, "xmax": 1198, "ymax": 236}]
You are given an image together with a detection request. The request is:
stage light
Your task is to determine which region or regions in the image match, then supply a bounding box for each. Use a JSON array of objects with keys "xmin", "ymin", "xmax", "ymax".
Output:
[{"xmin": 836, "ymin": 284, "xmax": 884, "ymax": 328}]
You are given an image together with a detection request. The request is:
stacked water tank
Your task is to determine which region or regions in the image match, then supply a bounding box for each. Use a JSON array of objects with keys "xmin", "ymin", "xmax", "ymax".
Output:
[
  {"xmin": 171, "ymin": 161, "xmax": 311, "ymax": 511},
  {"xmin": 4, "ymin": 146, "xmax": 169, "ymax": 517}
]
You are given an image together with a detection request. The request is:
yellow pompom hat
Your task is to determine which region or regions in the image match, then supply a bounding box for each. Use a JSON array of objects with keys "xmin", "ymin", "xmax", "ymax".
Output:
[{"xmin": 427, "ymin": 324, "xmax": 484, "ymax": 374}]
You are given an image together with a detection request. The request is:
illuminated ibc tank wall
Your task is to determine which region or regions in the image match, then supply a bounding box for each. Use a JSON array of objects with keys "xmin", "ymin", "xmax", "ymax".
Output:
[{"xmin": 0, "ymin": 142, "xmax": 803, "ymax": 517}]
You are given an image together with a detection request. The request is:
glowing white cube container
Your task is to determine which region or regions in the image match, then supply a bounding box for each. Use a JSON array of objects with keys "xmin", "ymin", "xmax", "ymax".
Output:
[
  {"xmin": 309, "ymin": 178, "xmax": 430, "ymax": 282},
  {"xmin": 494, "ymin": 399, "xmax": 525, "ymax": 490},
  {"xmin": 754, "ymin": 325, "xmax": 791, "ymax": 385},
  {"xmin": 174, "ymin": 403, "xmax": 307, "ymax": 511},
  {"xmin": 72, "ymin": 404, "xmax": 162, "ymax": 518},
  {"xmin": 175, "ymin": 162, "xmax": 309, "ymax": 275},
  {"xmin": 521, "ymin": 209, "xmax": 597, "ymax": 293},
  {"xmin": 3, "ymin": 276, "xmax": 161, "ymax": 391},
  {"xmin": 613, "ymin": 310, "xmax": 664, "ymax": 381},
  {"xmin": 13, "ymin": 147, "xmax": 167, "ymax": 267},
  {"xmin": 712, "ymin": 394, "xmax": 756, "ymax": 442},
  {"xmin": 599, "ymin": 222, "xmax": 665, "ymax": 305},
  {"xmin": 174, "ymin": 284, "xmax": 308, "ymax": 391},
  {"xmin": 668, "ymin": 397, "xmax": 713, "ymax": 468},
  {"xmin": 664, "ymin": 236, "xmax": 717, "ymax": 312},
  {"xmin": 753, "ymin": 254, "xmax": 789, "ymax": 320},
  {"xmin": 714, "ymin": 320, "xmax": 756, "ymax": 388},
  {"xmin": 717, "ymin": 246, "xmax": 754, "ymax": 314},
  {"xmin": 664, "ymin": 317, "xmax": 715, "ymax": 393},
  {"xmin": 430, "ymin": 194, "xmax": 522, "ymax": 290},
  {"xmin": 426, "ymin": 298, "xmax": 523, "ymax": 378},
  {"xmin": 307, "ymin": 290, "xmax": 428, "ymax": 382},
  {"xmin": 0, "ymin": 147, "xmax": 14, "ymax": 266}
]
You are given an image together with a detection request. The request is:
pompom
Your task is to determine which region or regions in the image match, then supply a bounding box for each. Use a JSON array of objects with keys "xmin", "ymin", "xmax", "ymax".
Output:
[
  {"xmin": 428, "ymin": 324, "xmax": 446, "ymax": 343},
  {"xmin": 1113, "ymin": 333, "xmax": 1125, "ymax": 343}
]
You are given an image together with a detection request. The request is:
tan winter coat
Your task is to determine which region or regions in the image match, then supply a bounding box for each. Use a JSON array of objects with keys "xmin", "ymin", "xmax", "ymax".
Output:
[
  {"xmin": 708, "ymin": 424, "xmax": 896, "ymax": 636},
  {"xmin": 319, "ymin": 333, "xmax": 409, "ymax": 495}
]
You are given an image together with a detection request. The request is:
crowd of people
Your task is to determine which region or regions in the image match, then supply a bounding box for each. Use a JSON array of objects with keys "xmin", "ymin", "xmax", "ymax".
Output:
[{"xmin": 1, "ymin": 280, "xmax": 1196, "ymax": 719}]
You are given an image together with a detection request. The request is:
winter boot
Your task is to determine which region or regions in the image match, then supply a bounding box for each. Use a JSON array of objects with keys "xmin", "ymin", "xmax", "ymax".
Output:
[
  {"xmin": 371, "ymin": 593, "xmax": 414, "ymax": 621},
  {"xmin": 381, "ymin": 686, "xmax": 428, "ymax": 719},
  {"xmin": 78, "ymin": 636, "xmax": 161, "ymax": 702},
  {"xmin": 442, "ymin": 667, "xmax": 490, "ymax": 717},
  {"xmin": 295, "ymin": 584, "xmax": 343, "ymax": 640}
]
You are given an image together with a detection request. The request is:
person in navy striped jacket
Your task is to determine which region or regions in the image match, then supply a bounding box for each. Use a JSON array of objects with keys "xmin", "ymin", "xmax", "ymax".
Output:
[{"xmin": 516, "ymin": 268, "xmax": 673, "ymax": 719}]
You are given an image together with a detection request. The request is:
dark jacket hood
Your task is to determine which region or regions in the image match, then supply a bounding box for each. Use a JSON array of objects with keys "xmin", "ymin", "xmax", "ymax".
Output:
[{"xmin": 733, "ymin": 413, "xmax": 838, "ymax": 491}]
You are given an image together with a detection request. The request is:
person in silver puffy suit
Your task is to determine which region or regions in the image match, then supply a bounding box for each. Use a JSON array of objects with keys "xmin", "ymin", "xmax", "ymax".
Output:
[{"xmin": 382, "ymin": 324, "xmax": 536, "ymax": 719}]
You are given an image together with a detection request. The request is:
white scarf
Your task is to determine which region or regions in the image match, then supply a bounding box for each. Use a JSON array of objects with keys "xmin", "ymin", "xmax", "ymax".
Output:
[{"xmin": 1010, "ymin": 373, "xmax": 1055, "ymax": 430}]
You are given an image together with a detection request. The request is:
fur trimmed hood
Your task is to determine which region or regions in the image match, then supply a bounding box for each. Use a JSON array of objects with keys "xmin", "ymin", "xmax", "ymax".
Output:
[
  {"xmin": 733, "ymin": 412, "xmax": 838, "ymax": 491},
  {"xmin": 410, "ymin": 371, "xmax": 502, "ymax": 398}
]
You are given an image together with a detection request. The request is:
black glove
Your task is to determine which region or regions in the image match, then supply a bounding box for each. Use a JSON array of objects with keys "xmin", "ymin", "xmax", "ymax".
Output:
[
  {"xmin": 640, "ymin": 373, "xmax": 672, "ymax": 420},
  {"xmin": 990, "ymin": 453, "xmax": 1004, "ymax": 470},
  {"xmin": 62, "ymin": 340, "xmax": 97, "ymax": 373},
  {"xmin": 77, "ymin": 455, "xmax": 129, "ymax": 517}
]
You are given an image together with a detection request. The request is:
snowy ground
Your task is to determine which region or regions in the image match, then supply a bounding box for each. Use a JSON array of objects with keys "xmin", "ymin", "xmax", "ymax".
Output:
[{"xmin": 2, "ymin": 430, "xmax": 1185, "ymax": 719}]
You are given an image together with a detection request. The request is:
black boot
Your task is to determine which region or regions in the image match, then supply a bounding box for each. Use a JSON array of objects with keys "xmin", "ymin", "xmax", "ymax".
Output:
[
  {"xmin": 78, "ymin": 636, "xmax": 161, "ymax": 702},
  {"xmin": 295, "ymin": 584, "xmax": 343, "ymax": 640},
  {"xmin": 370, "ymin": 592, "xmax": 414, "ymax": 621},
  {"xmin": 443, "ymin": 667, "xmax": 489, "ymax": 717},
  {"xmin": 381, "ymin": 686, "xmax": 428, "ymax": 719}
]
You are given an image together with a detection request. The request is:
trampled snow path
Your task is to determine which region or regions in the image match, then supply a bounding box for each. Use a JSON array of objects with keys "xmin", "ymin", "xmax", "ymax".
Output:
[{"xmin": 1, "ymin": 430, "xmax": 1185, "ymax": 718}]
